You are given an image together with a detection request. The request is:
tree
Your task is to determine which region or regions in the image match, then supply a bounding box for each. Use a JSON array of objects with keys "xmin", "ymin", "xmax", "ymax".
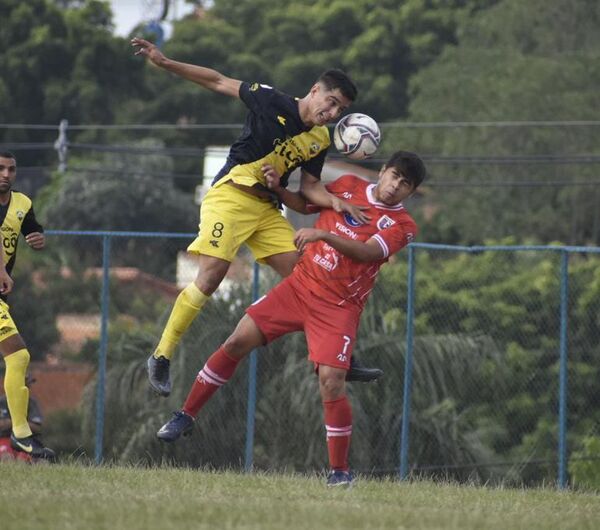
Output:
[
  {"xmin": 38, "ymin": 140, "xmax": 198, "ymax": 276},
  {"xmin": 396, "ymin": 0, "xmax": 600, "ymax": 245}
]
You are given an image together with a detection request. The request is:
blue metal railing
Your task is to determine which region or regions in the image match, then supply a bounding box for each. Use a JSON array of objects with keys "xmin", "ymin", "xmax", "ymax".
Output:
[{"xmin": 44, "ymin": 231, "xmax": 600, "ymax": 487}]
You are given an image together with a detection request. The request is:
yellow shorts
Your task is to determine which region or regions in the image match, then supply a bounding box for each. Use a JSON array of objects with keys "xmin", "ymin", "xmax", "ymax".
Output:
[
  {"xmin": 0, "ymin": 300, "xmax": 19, "ymax": 342},
  {"xmin": 188, "ymin": 183, "xmax": 297, "ymax": 263}
]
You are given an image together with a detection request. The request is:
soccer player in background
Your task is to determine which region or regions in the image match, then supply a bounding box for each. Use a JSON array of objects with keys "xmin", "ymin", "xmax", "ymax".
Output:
[
  {"xmin": 0, "ymin": 374, "xmax": 46, "ymax": 461},
  {"xmin": 131, "ymin": 37, "xmax": 383, "ymax": 396},
  {"xmin": 156, "ymin": 150, "xmax": 426, "ymax": 487},
  {"xmin": 0, "ymin": 151, "xmax": 55, "ymax": 460}
]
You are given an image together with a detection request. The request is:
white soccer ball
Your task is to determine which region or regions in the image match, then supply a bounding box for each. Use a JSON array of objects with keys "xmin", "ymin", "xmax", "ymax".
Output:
[{"xmin": 333, "ymin": 113, "xmax": 381, "ymax": 160}]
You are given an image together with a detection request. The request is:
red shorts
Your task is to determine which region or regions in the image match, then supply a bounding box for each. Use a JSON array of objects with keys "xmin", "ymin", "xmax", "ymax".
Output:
[{"xmin": 245, "ymin": 274, "xmax": 360, "ymax": 370}]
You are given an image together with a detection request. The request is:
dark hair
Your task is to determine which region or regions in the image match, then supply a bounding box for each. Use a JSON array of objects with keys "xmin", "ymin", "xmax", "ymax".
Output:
[
  {"xmin": 0, "ymin": 151, "xmax": 16, "ymax": 161},
  {"xmin": 317, "ymin": 69, "xmax": 357, "ymax": 102},
  {"xmin": 385, "ymin": 151, "xmax": 426, "ymax": 190}
]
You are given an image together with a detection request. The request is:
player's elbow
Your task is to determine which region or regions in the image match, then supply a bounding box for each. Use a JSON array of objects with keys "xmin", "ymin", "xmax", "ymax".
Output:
[{"xmin": 354, "ymin": 248, "xmax": 383, "ymax": 263}]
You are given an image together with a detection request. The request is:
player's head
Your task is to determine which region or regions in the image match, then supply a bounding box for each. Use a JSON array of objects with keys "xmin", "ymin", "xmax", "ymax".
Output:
[
  {"xmin": 0, "ymin": 151, "xmax": 17, "ymax": 194},
  {"xmin": 303, "ymin": 70, "xmax": 357, "ymax": 127},
  {"xmin": 374, "ymin": 151, "xmax": 426, "ymax": 206},
  {"xmin": 316, "ymin": 70, "xmax": 357, "ymax": 103}
]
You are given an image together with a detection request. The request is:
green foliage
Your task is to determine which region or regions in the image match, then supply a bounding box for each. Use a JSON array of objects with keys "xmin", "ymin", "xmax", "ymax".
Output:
[
  {"xmin": 0, "ymin": 1, "xmax": 144, "ymax": 166},
  {"xmin": 125, "ymin": 0, "xmax": 490, "ymax": 126},
  {"xmin": 38, "ymin": 142, "xmax": 197, "ymax": 276},
  {"xmin": 570, "ymin": 436, "xmax": 600, "ymax": 491},
  {"xmin": 398, "ymin": 0, "xmax": 600, "ymax": 245}
]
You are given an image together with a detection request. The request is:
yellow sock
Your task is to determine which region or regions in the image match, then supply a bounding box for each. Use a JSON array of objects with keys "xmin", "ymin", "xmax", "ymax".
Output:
[
  {"xmin": 4, "ymin": 349, "xmax": 32, "ymax": 439},
  {"xmin": 154, "ymin": 283, "xmax": 209, "ymax": 359}
]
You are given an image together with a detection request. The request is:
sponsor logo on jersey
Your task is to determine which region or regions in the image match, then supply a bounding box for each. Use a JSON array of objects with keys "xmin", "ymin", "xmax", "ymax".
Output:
[
  {"xmin": 313, "ymin": 248, "xmax": 339, "ymax": 271},
  {"xmin": 377, "ymin": 215, "xmax": 396, "ymax": 230},
  {"xmin": 343, "ymin": 213, "xmax": 362, "ymax": 228},
  {"xmin": 335, "ymin": 222, "xmax": 358, "ymax": 240}
]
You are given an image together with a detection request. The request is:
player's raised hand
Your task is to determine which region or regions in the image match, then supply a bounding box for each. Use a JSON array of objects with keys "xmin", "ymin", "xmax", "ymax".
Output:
[
  {"xmin": 294, "ymin": 228, "xmax": 326, "ymax": 253},
  {"xmin": 131, "ymin": 37, "xmax": 167, "ymax": 67},
  {"xmin": 331, "ymin": 197, "xmax": 371, "ymax": 224},
  {"xmin": 25, "ymin": 232, "xmax": 45, "ymax": 250}
]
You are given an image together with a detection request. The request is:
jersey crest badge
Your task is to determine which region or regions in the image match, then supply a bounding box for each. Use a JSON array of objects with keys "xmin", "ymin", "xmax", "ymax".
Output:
[
  {"xmin": 377, "ymin": 215, "xmax": 395, "ymax": 230},
  {"xmin": 16, "ymin": 210, "xmax": 24, "ymax": 220},
  {"xmin": 310, "ymin": 142, "xmax": 320, "ymax": 154},
  {"xmin": 343, "ymin": 212, "xmax": 362, "ymax": 227}
]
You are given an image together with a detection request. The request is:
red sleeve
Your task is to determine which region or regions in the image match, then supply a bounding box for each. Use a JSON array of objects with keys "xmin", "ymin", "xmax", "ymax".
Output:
[{"xmin": 370, "ymin": 215, "xmax": 418, "ymax": 258}]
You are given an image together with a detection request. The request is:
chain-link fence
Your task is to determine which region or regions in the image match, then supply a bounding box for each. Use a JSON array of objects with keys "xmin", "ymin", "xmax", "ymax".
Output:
[{"xmin": 6, "ymin": 231, "xmax": 598, "ymax": 489}]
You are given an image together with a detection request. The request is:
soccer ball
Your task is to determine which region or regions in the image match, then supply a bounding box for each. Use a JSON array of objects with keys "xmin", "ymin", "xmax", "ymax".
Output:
[{"xmin": 333, "ymin": 113, "xmax": 381, "ymax": 160}]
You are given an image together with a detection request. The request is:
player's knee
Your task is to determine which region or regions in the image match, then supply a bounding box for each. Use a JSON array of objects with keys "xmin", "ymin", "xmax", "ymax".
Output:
[
  {"xmin": 319, "ymin": 370, "xmax": 346, "ymax": 400},
  {"xmin": 194, "ymin": 261, "xmax": 230, "ymax": 295},
  {"xmin": 222, "ymin": 333, "xmax": 252, "ymax": 359}
]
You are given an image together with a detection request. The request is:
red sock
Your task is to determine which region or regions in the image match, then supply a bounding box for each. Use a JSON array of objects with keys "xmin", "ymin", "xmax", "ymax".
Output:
[
  {"xmin": 182, "ymin": 346, "xmax": 241, "ymax": 417},
  {"xmin": 323, "ymin": 396, "xmax": 352, "ymax": 471}
]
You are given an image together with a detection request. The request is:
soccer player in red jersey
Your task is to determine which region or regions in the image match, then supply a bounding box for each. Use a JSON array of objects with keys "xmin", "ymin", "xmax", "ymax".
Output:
[{"xmin": 157, "ymin": 150, "xmax": 426, "ymax": 487}]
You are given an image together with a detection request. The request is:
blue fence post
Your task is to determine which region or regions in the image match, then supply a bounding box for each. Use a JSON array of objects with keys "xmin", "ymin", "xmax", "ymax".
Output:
[
  {"xmin": 244, "ymin": 262, "xmax": 260, "ymax": 472},
  {"xmin": 399, "ymin": 245, "xmax": 416, "ymax": 479},
  {"xmin": 558, "ymin": 250, "xmax": 569, "ymax": 489},
  {"xmin": 94, "ymin": 234, "xmax": 111, "ymax": 464}
]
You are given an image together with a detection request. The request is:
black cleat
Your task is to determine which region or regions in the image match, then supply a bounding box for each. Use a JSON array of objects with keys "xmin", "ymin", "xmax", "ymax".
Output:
[
  {"xmin": 147, "ymin": 354, "xmax": 171, "ymax": 397},
  {"xmin": 10, "ymin": 433, "xmax": 56, "ymax": 461},
  {"xmin": 346, "ymin": 356, "xmax": 383, "ymax": 383},
  {"xmin": 326, "ymin": 470, "xmax": 354, "ymax": 488},
  {"xmin": 156, "ymin": 411, "xmax": 194, "ymax": 442}
]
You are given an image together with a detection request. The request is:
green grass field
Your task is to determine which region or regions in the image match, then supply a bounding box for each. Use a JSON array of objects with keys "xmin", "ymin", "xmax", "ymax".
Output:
[{"xmin": 1, "ymin": 462, "xmax": 599, "ymax": 530}]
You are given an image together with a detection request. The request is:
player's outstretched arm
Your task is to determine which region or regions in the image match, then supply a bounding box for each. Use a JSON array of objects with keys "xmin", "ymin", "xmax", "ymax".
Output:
[
  {"xmin": 131, "ymin": 37, "xmax": 242, "ymax": 98},
  {"xmin": 299, "ymin": 171, "xmax": 371, "ymax": 224},
  {"xmin": 294, "ymin": 228, "xmax": 384, "ymax": 263}
]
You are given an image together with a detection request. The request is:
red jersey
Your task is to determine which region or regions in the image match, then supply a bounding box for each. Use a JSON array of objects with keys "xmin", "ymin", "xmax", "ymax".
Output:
[{"xmin": 294, "ymin": 174, "xmax": 417, "ymax": 311}]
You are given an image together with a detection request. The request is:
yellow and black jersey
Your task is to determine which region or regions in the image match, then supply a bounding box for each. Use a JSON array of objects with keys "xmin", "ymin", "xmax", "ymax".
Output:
[
  {"xmin": 212, "ymin": 81, "xmax": 330, "ymax": 191},
  {"xmin": 0, "ymin": 190, "xmax": 43, "ymax": 277}
]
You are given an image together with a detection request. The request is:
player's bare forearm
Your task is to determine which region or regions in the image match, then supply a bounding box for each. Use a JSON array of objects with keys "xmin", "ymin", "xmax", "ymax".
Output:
[
  {"xmin": 299, "ymin": 175, "xmax": 334, "ymax": 208},
  {"xmin": 300, "ymin": 173, "xmax": 371, "ymax": 224},
  {"xmin": 163, "ymin": 61, "xmax": 241, "ymax": 97},
  {"xmin": 277, "ymin": 188, "xmax": 311, "ymax": 213},
  {"xmin": 294, "ymin": 228, "xmax": 383, "ymax": 262},
  {"xmin": 131, "ymin": 37, "xmax": 241, "ymax": 97}
]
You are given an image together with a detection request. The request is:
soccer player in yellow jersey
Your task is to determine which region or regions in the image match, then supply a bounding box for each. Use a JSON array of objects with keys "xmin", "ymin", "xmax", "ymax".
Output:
[
  {"xmin": 132, "ymin": 38, "xmax": 383, "ymax": 396},
  {"xmin": 0, "ymin": 151, "xmax": 55, "ymax": 460}
]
